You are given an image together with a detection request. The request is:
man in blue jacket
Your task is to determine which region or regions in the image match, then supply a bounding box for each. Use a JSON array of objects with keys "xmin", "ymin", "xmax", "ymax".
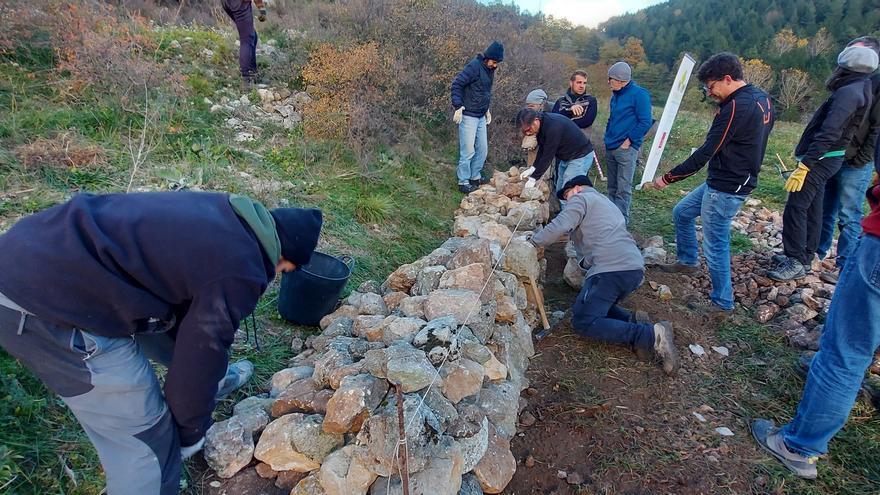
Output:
[
  {"xmin": 645, "ymin": 53, "xmax": 774, "ymax": 317},
  {"xmin": 604, "ymin": 61, "xmax": 653, "ymax": 222},
  {"xmin": 451, "ymin": 41, "xmax": 504, "ymax": 194},
  {"xmin": 0, "ymin": 192, "xmax": 322, "ymax": 494}
]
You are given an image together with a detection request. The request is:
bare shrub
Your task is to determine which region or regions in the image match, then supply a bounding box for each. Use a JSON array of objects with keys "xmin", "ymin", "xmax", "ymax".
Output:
[
  {"xmin": 777, "ymin": 68, "xmax": 812, "ymax": 114},
  {"xmin": 15, "ymin": 133, "xmax": 107, "ymax": 171}
]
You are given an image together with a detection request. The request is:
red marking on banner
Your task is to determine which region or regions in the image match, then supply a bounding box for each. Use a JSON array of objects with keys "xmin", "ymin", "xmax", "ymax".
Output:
[{"xmin": 657, "ymin": 132, "xmax": 667, "ymax": 149}]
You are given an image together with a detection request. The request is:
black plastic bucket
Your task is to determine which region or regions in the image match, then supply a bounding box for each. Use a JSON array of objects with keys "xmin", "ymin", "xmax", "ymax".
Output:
[{"xmin": 278, "ymin": 252, "xmax": 354, "ymax": 326}]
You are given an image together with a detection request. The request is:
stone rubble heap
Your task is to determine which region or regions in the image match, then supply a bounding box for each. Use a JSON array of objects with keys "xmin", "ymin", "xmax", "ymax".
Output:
[
  {"xmin": 204, "ymin": 167, "xmax": 553, "ymax": 494},
  {"xmin": 208, "ymin": 86, "xmax": 313, "ymax": 142}
]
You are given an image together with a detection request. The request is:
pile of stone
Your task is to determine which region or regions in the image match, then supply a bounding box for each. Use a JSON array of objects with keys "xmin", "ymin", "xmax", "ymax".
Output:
[
  {"xmin": 203, "ymin": 167, "xmax": 552, "ymax": 494},
  {"xmin": 209, "ymin": 86, "xmax": 312, "ymax": 142}
]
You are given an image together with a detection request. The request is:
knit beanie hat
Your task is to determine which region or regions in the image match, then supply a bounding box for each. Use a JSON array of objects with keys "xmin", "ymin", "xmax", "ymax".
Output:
[
  {"xmin": 557, "ymin": 175, "xmax": 594, "ymax": 201},
  {"xmin": 484, "ymin": 41, "xmax": 504, "ymax": 62},
  {"xmin": 608, "ymin": 61, "xmax": 632, "ymax": 82},
  {"xmin": 270, "ymin": 207, "xmax": 323, "ymax": 266},
  {"xmin": 525, "ymin": 89, "xmax": 548, "ymax": 105},
  {"xmin": 838, "ymin": 45, "xmax": 879, "ymax": 74}
]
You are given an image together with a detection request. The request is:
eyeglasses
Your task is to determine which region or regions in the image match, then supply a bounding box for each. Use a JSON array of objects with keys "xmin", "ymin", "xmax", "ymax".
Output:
[{"xmin": 702, "ymin": 80, "xmax": 721, "ymax": 94}]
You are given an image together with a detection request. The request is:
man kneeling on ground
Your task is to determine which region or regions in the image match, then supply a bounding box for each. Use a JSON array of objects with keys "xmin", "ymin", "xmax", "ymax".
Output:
[{"xmin": 529, "ymin": 175, "xmax": 679, "ymax": 376}]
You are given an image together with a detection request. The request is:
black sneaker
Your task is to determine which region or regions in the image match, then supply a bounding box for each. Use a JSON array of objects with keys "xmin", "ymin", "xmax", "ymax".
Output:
[
  {"xmin": 770, "ymin": 253, "xmax": 787, "ymax": 264},
  {"xmin": 750, "ymin": 419, "xmax": 818, "ymax": 479},
  {"xmin": 469, "ymin": 177, "xmax": 489, "ymax": 187},
  {"xmin": 685, "ymin": 295, "xmax": 733, "ymax": 320},
  {"xmin": 767, "ymin": 257, "xmax": 806, "ymax": 282},
  {"xmin": 458, "ymin": 183, "xmax": 477, "ymax": 194},
  {"xmin": 658, "ymin": 262, "xmax": 700, "ymax": 275}
]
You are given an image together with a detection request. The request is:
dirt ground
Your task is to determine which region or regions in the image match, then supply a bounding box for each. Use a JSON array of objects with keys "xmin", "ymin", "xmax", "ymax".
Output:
[{"xmin": 504, "ymin": 241, "xmax": 765, "ymax": 495}]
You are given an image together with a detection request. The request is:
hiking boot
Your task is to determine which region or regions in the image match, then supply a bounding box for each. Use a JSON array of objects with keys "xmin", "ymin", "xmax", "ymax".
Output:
[
  {"xmin": 767, "ymin": 256, "xmax": 806, "ymax": 282},
  {"xmin": 819, "ymin": 271, "xmax": 839, "ymax": 284},
  {"xmin": 216, "ymin": 360, "xmax": 254, "ymax": 400},
  {"xmin": 685, "ymin": 295, "xmax": 733, "ymax": 320},
  {"xmin": 469, "ymin": 177, "xmax": 489, "ymax": 187},
  {"xmin": 658, "ymin": 262, "xmax": 700, "ymax": 275},
  {"xmin": 631, "ymin": 311, "xmax": 656, "ymax": 362},
  {"xmin": 653, "ymin": 321, "xmax": 679, "ymax": 376},
  {"xmin": 750, "ymin": 419, "xmax": 818, "ymax": 479},
  {"xmin": 458, "ymin": 183, "xmax": 477, "ymax": 194},
  {"xmin": 770, "ymin": 253, "xmax": 787, "ymax": 265}
]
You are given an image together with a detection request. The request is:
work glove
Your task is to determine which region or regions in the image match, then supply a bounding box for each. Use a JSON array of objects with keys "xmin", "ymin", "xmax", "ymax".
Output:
[
  {"xmin": 258, "ymin": 8, "xmax": 267, "ymax": 21},
  {"xmin": 784, "ymin": 163, "xmax": 810, "ymax": 192},
  {"xmin": 181, "ymin": 437, "xmax": 205, "ymax": 461},
  {"xmin": 524, "ymin": 177, "xmax": 536, "ymax": 189},
  {"xmin": 485, "ymin": 109, "xmax": 492, "ymax": 125},
  {"xmin": 453, "ymin": 106, "xmax": 464, "ymax": 124},
  {"xmin": 519, "ymin": 166, "xmax": 535, "ymax": 180},
  {"xmin": 521, "ymin": 135, "xmax": 537, "ymax": 151}
]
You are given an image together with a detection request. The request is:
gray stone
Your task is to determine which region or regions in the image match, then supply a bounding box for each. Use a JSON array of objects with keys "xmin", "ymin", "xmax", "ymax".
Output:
[
  {"xmin": 368, "ymin": 440, "xmax": 464, "ymax": 495},
  {"xmin": 641, "ymin": 246, "xmax": 667, "ymax": 265},
  {"xmin": 232, "ymin": 396, "xmax": 273, "ymax": 435},
  {"xmin": 204, "ymin": 416, "xmax": 254, "ymax": 478},
  {"xmin": 353, "ymin": 394, "xmax": 438, "ymax": 476},
  {"xmin": 478, "ymin": 381, "xmax": 520, "ymax": 440},
  {"xmin": 360, "ymin": 292, "xmax": 389, "ymax": 316},
  {"xmin": 458, "ymin": 417, "xmax": 490, "ymax": 472},
  {"xmin": 447, "ymin": 238, "xmax": 493, "ymax": 270},
  {"xmin": 460, "ymin": 473, "xmax": 484, "ymax": 495},
  {"xmin": 461, "ymin": 341, "xmax": 492, "ymax": 364},
  {"xmin": 363, "ymin": 342, "xmax": 437, "ymax": 393},
  {"xmin": 270, "ymin": 366, "xmax": 315, "ymax": 398},
  {"xmin": 786, "ymin": 303, "xmax": 819, "ymax": 323},
  {"xmin": 398, "ymin": 295, "xmax": 427, "ymax": 318},
  {"xmin": 412, "ymin": 266, "xmax": 447, "ymax": 296},
  {"xmin": 501, "ymin": 240, "xmax": 539, "ymax": 280},
  {"xmin": 381, "ymin": 317, "xmax": 427, "ymax": 345},
  {"xmin": 313, "ymin": 345, "xmax": 354, "ymax": 389}
]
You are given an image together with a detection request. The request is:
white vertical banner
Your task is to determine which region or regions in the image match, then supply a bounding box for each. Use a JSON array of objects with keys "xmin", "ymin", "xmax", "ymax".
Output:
[{"xmin": 638, "ymin": 53, "xmax": 697, "ymax": 188}]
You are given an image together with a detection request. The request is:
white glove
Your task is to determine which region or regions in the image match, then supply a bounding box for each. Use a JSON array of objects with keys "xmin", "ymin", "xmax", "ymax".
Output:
[
  {"xmin": 453, "ymin": 106, "xmax": 464, "ymax": 124},
  {"xmin": 181, "ymin": 437, "xmax": 205, "ymax": 461},
  {"xmin": 521, "ymin": 135, "xmax": 537, "ymax": 151},
  {"xmin": 485, "ymin": 109, "xmax": 492, "ymax": 125},
  {"xmin": 524, "ymin": 177, "xmax": 536, "ymax": 189},
  {"xmin": 519, "ymin": 166, "xmax": 535, "ymax": 180}
]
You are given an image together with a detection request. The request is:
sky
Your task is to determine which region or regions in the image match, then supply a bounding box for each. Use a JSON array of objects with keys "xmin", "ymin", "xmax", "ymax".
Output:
[{"xmin": 499, "ymin": 0, "xmax": 666, "ymax": 28}]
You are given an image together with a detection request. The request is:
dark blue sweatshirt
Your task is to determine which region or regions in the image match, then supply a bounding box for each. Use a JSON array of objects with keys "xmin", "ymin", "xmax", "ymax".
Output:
[
  {"xmin": 0, "ymin": 192, "xmax": 276, "ymax": 446},
  {"xmin": 604, "ymin": 80, "xmax": 653, "ymax": 150},
  {"xmin": 450, "ymin": 55, "xmax": 495, "ymax": 118},
  {"xmin": 530, "ymin": 112, "xmax": 594, "ymax": 180}
]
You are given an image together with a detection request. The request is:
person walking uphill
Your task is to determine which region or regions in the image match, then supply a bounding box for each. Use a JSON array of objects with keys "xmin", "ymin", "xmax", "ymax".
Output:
[
  {"xmin": 222, "ymin": 0, "xmax": 268, "ymax": 90},
  {"xmin": 645, "ymin": 53, "xmax": 775, "ymax": 317},
  {"xmin": 768, "ymin": 45, "xmax": 878, "ymax": 282},
  {"xmin": 0, "ymin": 191, "xmax": 323, "ymax": 494},
  {"xmin": 516, "ymin": 108, "xmax": 594, "ymax": 200},
  {"xmin": 530, "ymin": 175, "xmax": 680, "ymax": 376},
  {"xmin": 604, "ymin": 61, "xmax": 653, "ymax": 222},
  {"xmin": 451, "ymin": 41, "xmax": 504, "ymax": 194}
]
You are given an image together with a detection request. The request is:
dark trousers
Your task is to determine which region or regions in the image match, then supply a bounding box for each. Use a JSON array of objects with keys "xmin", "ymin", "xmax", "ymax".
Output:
[
  {"xmin": 782, "ymin": 157, "xmax": 845, "ymax": 265},
  {"xmin": 571, "ymin": 269, "xmax": 655, "ymax": 350},
  {"xmin": 222, "ymin": 0, "xmax": 258, "ymax": 78}
]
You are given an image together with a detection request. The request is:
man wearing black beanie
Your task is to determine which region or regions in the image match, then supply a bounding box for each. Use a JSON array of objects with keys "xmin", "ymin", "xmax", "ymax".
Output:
[
  {"xmin": 0, "ymin": 191, "xmax": 322, "ymax": 494},
  {"xmin": 531, "ymin": 176, "xmax": 680, "ymax": 377}
]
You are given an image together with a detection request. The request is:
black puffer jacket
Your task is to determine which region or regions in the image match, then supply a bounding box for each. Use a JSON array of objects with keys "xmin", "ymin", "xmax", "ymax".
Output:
[{"xmin": 450, "ymin": 54, "xmax": 495, "ymax": 118}]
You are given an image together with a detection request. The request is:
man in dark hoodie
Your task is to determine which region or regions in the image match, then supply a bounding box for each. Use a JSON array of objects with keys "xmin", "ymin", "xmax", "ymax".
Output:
[
  {"xmin": 816, "ymin": 36, "xmax": 880, "ymax": 282},
  {"xmin": 552, "ymin": 70, "xmax": 599, "ymax": 140},
  {"xmin": 768, "ymin": 45, "xmax": 878, "ymax": 281},
  {"xmin": 0, "ymin": 192, "xmax": 322, "ymax": 494},
  {"xmin": 451, "ymin": 41, "xmax": 504, "ymax": 194},
  {"xmin": 645, "ymin": 53, "xmax": 775, "ymax": 317}
]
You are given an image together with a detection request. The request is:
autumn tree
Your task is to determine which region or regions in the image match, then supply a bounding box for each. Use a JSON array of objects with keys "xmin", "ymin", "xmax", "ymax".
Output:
[
  {"xmin": 777, "ymin": 68, "xmax": 812, "ymax": 113},
  {"xmin": 742, "ymin": 58, "xmax": 775, "ymax": 91}
]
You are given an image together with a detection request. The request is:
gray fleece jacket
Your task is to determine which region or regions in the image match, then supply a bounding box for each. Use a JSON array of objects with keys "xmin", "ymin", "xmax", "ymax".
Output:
[{"xmin": 531, "ymin": 187, "xmax": 644, "ymax": 279}]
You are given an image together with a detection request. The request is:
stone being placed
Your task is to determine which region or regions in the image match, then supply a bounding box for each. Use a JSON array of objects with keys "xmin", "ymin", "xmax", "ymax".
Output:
[
  {"xmin": 323, "ymin": 374, "xmax": 390, "ymax": 434},
  {"xmin": 254, "ymin": 413, "xmax": 344, "ymax": 472},
  {"xmin": 204, "ymin": 416, "xmax": 254, "ymax": 478}
]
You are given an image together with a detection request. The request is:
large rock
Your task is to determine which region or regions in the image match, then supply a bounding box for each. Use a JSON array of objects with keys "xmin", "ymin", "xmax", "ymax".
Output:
[
  {"xmin": 318, "ymin": 445, "xmax": 378, "ymax": 495},
  {"xmin": 363, "ymin": 342, "xmax": 437, "ymax": 393},
  {"xmin": 271, "ymin": 378, "xmax": 320, "ymax": 417},
  {"xmin": 382, "ymin": 291, "xmax": 408, "ymax": 312},
  {"xmin": 323, "ymin": 374, "xmax": 390, "ymax": 434},
  {"xmin": 398, "ymin": 296, "xmax": 427, "ymax": 318},
  {"xmin": 424, "ymin": 289, "xmax": 481, "ymax": 324},
  {"xmin": 353, "ymin": 394, "xmax": 439, "ymax": 476},
  {"xmin": 448, "ymin": 238, "xmax": 493, "ymax": 270},
  {"xmin": 270, "ymin": 366, "xmax": 315, "ymax": 398},
  {"xmin": 458, "ymin": 417, "xmax": 490, "ymax": 472},
  {"xmin": 232, "ymin": 396, "xmax": 273, "ymax": 435},
  {"xmin": 641, "ymin": 246, "xmax": 667, "ymax": 265},
  {"xmin": 412, "ymin": 266, "xmax": 447, "ymax": 296},
  {"xmin": 441, "ymin": 358, "xmax": 485, "ymax": 404},
  {"xmin": 381, "ymin": 316, "xmax": 427, "ymax": 345},
  {"xmin": 290, "ymin": 472, "xmax": 326, "ymax": 495},
  {"xmin": 354, "ymin": 315, "xmax": 387, "ymax": 340},
  {"xmin": 385, "ymin": 263, "xmax": 422, "ymax": 293},
  {"xmin": 254, "ymin": 413, "xmax": 344, "ymax": 472},
  {"xmin": 327, "ymin": 361, "xmax": 366, "ymax": 390},
  {"xmin": 494, "ymin": 296, "xmax": 518, "ymax": 324},
  {"xmin": 501, "ymin": 240, "xmax": 539, "ymax": 281},
  {"xmin": 321, "ymin": 316, "xmax": 355, "ymax": 339},
  {"xmin": 359, "ymin": 293, "xmax": 389, "ymax": 316},
  {"xmin": 477, "ymin": 222, "xmax": 513, "ymax": 246},
  {"xmin": 368, "ymin": 439, "xmax": 464, "ymax": 495},
  {"xmin": 439, "ymin": 263, "xmax": 492, "ymax": 303},
  {"xmin": 454, "ymin": 216, "xmax": 482, "ymax": 237},
  {"xmin": 483, "ymin": 353, "xmax": 507, "ymax": 381},
  {"xmin": 478, "ymin": 381, "xmax": 520, "ymax": 440},
  {"xmin": 320, "ymin": 305, "xmax": 359, "ymax": 330},
  {"xmin": 472, "ymin": 423, "xmax": 516, "ymax": 494},
  {"xmin": 204, "ymin": 416, "xmax": 254, "ymax": 478}
]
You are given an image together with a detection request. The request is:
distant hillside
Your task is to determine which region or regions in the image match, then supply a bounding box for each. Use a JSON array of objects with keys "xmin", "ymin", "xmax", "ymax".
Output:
[{"xmin": 601, "ymin": 0, "xmax": 879, "ymax": 67}]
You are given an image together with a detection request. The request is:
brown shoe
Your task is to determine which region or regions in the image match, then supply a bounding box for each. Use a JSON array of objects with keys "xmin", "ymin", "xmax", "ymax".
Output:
[
  {"xmin": 653, "ymin": 321, "xmax": 679, "ymax": 376},
  {"xmin": 686, "ymin": 295, "xmax": 733, "ymax": 320},
  {"xmin": 658, "ymin": 262, "xmax": 700, "ymax": 275}
]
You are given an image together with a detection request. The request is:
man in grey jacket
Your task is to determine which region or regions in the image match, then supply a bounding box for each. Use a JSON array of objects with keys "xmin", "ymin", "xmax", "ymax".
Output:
[{"xmin": 530, "ymin": 176, "xmax": 679, "ymax": 376}]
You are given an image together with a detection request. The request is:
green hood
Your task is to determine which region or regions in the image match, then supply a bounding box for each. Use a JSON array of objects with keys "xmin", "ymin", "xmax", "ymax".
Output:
[{"xmin": 229, "ymin": 194, "xmax": 281, "ymax": 265}]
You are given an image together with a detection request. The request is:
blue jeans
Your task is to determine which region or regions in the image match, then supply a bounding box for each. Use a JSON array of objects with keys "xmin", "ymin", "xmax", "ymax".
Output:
[
  {"xmin": 571, "ymin": 269, "xmax": 655, "ymax": 350},
  {"xmin": 672, "ymin": 182, "xmax": 746, "ymax": 310},
  {"xmin": 457, "ymin": 115, "xmax": 488, "ymax": 185},
  {"xmin": 556, "ymin": 151, "xmax": 595, "ymax": 203},
  {"xmin": 782, "ymin": 234, "xmax": 880, "ymax": 457},
  {"xmin": 817, "ymin": 162, "xmax": 873, "ymax": 269},
  {"xmin": 605, "ymin": 146, "xmax": 640, "ymax": 222}
]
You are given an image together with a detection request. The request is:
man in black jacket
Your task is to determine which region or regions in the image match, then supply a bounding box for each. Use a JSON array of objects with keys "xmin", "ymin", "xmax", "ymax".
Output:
[
  {"xmin": 552, "ymin": 70, "xmax": 599, "ymax": 140},
  {"xmin": 768, "ymin": 45, "xmax": 877, "ymax": 281},
  {"xmin": 645, "ymin": 53, "xmax": 774, "ymax": 316},
  {"xmin": 816, "ymin": 36, "xmax": 880, "ymax": 281},
  {"xmin": 517, "ymin": 108, "xmax": 594, "ymax": 200},
  {"xmin": 0, "ymin": 192, "xmax": 322, "ymax": 494},
  {"xmin": 451, "ymin": 41, "xmax": 504, "ymax": 193}
]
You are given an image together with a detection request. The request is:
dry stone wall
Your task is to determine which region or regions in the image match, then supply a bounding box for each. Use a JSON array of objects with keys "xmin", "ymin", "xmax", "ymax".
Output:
[{"xmin": 205, "ymin": 167, "xmax": 552, "ymax": 494}]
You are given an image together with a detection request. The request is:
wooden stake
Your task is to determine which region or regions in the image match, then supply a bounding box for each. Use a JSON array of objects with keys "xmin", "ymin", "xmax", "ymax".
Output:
[
  {"xmin": 528, "ymin": 275, "xmax": 550, "ymax": 330},
  {"xmin": 775, "ymin": 153, "xmax": 789, "ymax": 172},
  {"xmin": 395, "ymin": 384, "xmax": 410, "ymax": 495}
]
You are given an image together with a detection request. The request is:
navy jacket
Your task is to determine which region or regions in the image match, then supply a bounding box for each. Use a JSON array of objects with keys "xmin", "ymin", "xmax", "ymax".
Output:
[
  {"xmin": 845, "ymin": 72, "xmax": 880, "ymax": 168},
  {"xmin": 530, "ymin": 112, "xmax": 594, "ymax": 180},
  {"xmin": 796, "ymin": 73, "xmax": 873, "ymax": 170},
  {"xmin": 0, "ymin": 192, "xmax": 276, "ymax": 446},
  {"xmin": 604, "ymin": 80, "xmax": 653, "ymax": 150},
  {"xmin": 663, "ymin": 84, "xmax": 774, "ymax": 195},
  {"xmin": 451, "ymin": 55, "xmax": 495, "ymax": 118},
  {"xmin": 552, "ymin": 90, "xmax": 598, "ymax": 130}
]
